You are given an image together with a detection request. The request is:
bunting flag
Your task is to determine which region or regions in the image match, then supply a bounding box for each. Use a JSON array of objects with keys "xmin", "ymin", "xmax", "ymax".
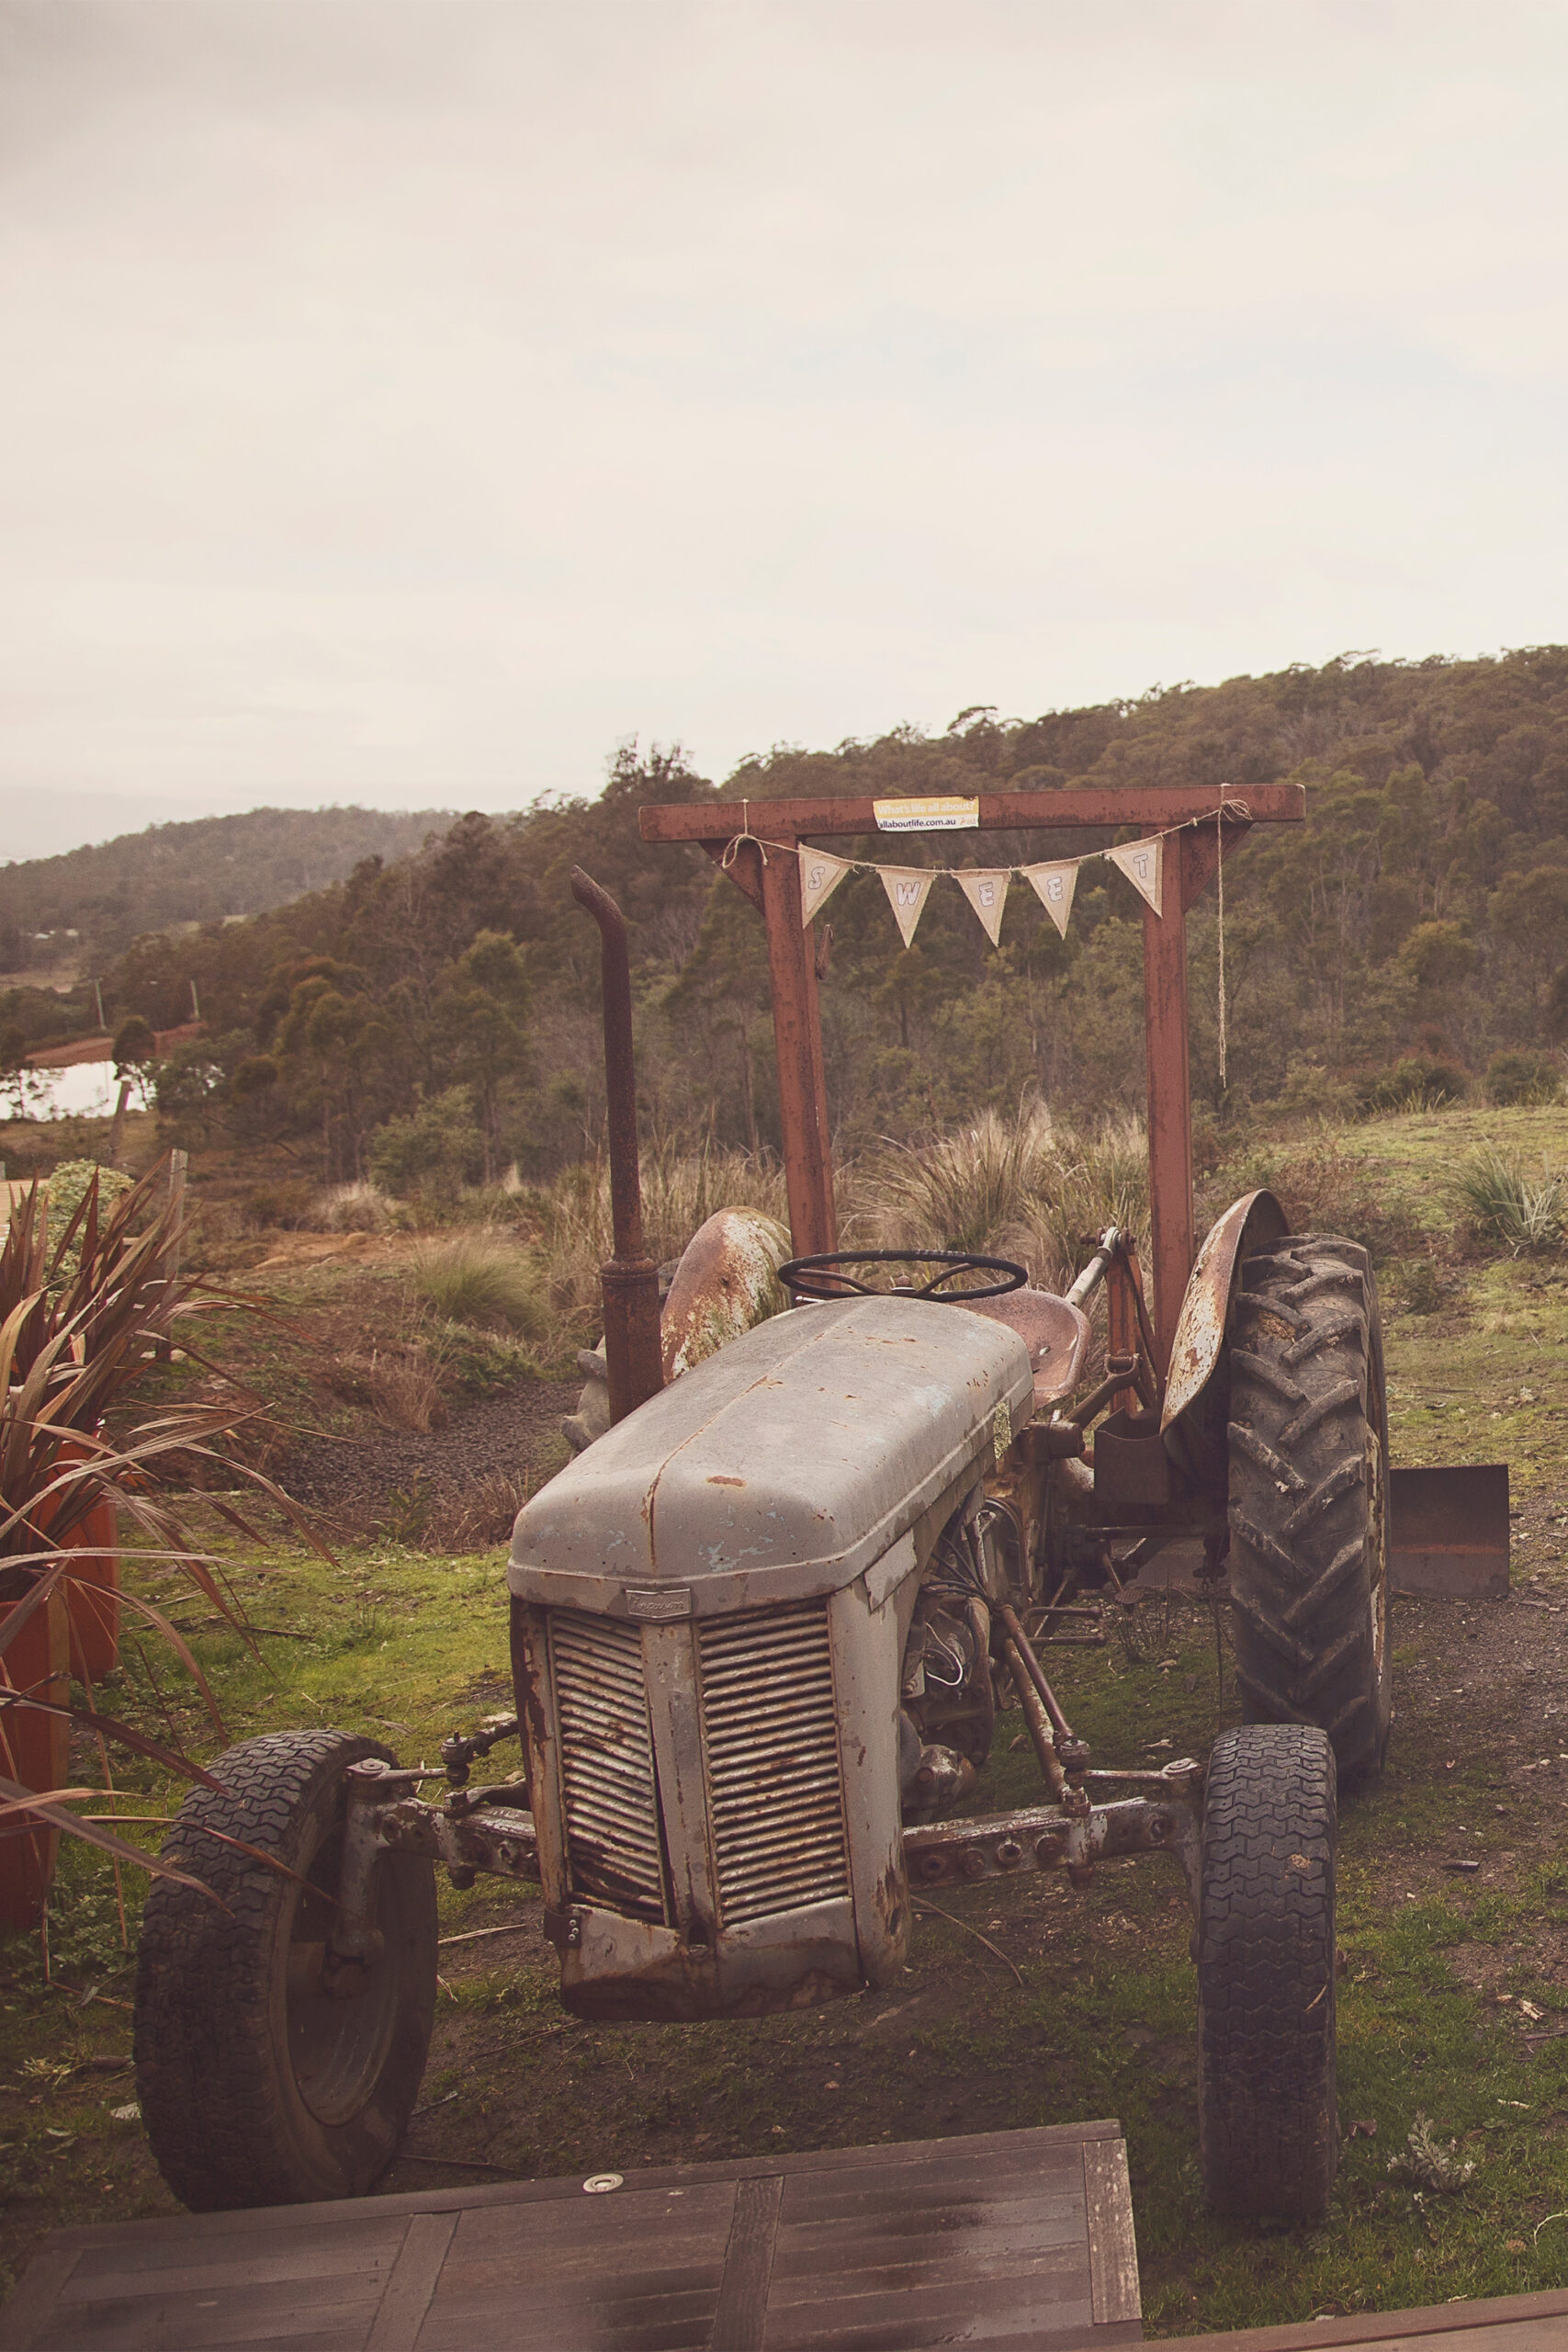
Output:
[
  {"xmin": 880, "ymin": 865, "xmax": 937, "ymax": 947},
  {"xmin": 953, "ymin": 867, "xmax": 1010, "ymax": 946},
  {"xmin": 1021, "ymin": 860, "xmax": 1078, "ymax": 940},
  {"xmin": 788, "ymin": 818, "xmax": 1197, "ymax": 944},
  {"xmin": 797, "ymin": 844, "xmax": 855, "ymax": 927},
  {"xmin": 1107, "ymin": 835, "xmax": 1163, "ymax": 917}
]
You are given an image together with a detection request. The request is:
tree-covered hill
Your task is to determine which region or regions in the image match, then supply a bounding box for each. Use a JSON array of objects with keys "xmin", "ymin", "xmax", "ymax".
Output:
[
  {"xmin": 72, "ymin": 650, "xmax": 1568, "ymax": 1182},
  {"xmin": 0, "ymin": 804, "xmax": 455, "ymax": 974}
]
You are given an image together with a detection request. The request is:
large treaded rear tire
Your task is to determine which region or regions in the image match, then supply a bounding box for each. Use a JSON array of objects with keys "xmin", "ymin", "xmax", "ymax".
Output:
[
  {"xmin": 1197, "ymin": 1723, "xmax": 1338, "ymax": 2220},
  {"xmin": 1226, "ymin": 1233, "xmax": 1392, "ymax": 1784},
  {"xmin": 134, "ymin": 1730, "xmax": 437, "ymax": 2211}
]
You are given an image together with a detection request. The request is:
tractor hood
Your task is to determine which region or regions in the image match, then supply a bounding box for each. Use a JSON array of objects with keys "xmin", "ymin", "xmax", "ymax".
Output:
[{"xmin": 508, "ymin": 1295, "xmax": 1032, "ymax": 1620}]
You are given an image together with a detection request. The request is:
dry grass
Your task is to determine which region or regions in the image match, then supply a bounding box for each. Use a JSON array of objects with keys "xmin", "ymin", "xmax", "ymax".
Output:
[
  {"xmin": 410, "ymin": 1232, "xmax": 548, "ymax": 1337},
  {"xmin": 317, "ymin": 1181, "xmax": 393, "ymax": 1233},
  {"xmin": 426, "ymin": 1468, "xmax": 530, "ymax": 1553},
  {"xmin": 537, "ymin": 1143, "xmax": 790, "ymax": 1325},
  {"xmin": 852, "ymin": 1107, "xmax": 1148, "ymax": 1289}
]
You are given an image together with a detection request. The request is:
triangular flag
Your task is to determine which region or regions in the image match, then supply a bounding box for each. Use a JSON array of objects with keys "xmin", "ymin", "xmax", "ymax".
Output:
[
  {"xmin": 880, "ymin": 865, "xmax": 936, "ymax": 948},
  {"xmin": 798, "ymin": 844, "xmax": 854, "ymax": 926},
  {"xmin": 1107, "ymin": 835, "xmax": 1164, "ymax": 917},
  {"xmin": 954, "ymin": 867, "xmax": 1010, "ymax": 947},
  {"xmin": 1021, "ymin": 860, "xmax": 1079, "ymax": 939}
]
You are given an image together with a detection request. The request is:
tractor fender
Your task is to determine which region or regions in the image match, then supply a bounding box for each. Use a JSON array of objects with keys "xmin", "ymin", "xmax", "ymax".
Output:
[{"xmin": 1160, "ymin": 1189, "xmax": 1289, "ymax": 1483}]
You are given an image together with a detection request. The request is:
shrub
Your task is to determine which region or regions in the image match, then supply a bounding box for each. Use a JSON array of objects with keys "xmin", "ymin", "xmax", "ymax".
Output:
[
  {"xmin": 410, "ymin": 1232, "xmax": 548, "ymax": 1336},
  {"xmin": 243, "ymin": 1177, "xmax": 319, "ymax": 1231},
  {"xmin": 367, "ymin": 1085, "xmax": 481, "ymax": 1202},
  {"xmin": 1450, "ymin": 1147, "xmax": 1566, "ymax": 1254},
  {"xmin": 1355, "ymin": 1056, "xmax": 1469, "ymax": 1114},
  {"xmin": 1485, "ymin": 1050, "xmax": 1562, "ymax": 1107},
  {"xmin": 43, "ymin": 1160, "xmax": 133, "ymax": 1287}
]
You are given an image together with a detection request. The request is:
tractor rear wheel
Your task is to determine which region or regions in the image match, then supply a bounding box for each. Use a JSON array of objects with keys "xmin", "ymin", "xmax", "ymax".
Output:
[
  {"xmin": 1197, "ymin": 1723, "xmax": 1338, "ymax": 2220},
  {"xmin": 1226, "ymin": 1233, "xmax": 1392, "ymax": 1784}
]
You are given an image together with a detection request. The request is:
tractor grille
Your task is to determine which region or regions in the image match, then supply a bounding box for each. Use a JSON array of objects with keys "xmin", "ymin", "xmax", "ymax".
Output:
[
  {"xmin": 550, "ymin": 1611, "xmax": 666, "ymax": 1922},
  {"xmin": 698, "ymin": 1600, "xmax": 849, "ymax": 1928}
]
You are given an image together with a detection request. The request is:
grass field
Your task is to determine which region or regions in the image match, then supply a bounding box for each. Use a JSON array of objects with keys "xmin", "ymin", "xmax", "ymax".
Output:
[{"xmin": 6, "ymin": 1099, "xmax": 1568, "ymax": 2333}]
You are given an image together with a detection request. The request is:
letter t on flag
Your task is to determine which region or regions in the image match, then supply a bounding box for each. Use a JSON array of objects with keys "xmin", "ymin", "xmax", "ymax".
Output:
[
  {"xmin": 797, "ymin": 845, "xmax": 854, "ymax": 926},
  {"xmin": 1107, "ymin": 836, "xmax": 1164, "ymax": 916},
  {"xmin": 880, "ymin": 866, "xmax": 935, "ymax": 947},
  {"xmin": 955, "ymin": 868, "xmax": 1010, "ymax": 947}
]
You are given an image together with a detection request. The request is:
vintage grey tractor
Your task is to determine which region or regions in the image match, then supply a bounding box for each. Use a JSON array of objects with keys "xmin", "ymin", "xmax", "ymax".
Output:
[{"xmin": 131, "ymin": 816, "xmax": 1499, "ymax": 2228}]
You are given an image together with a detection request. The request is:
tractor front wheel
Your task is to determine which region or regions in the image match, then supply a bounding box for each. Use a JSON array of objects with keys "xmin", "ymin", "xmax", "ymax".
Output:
[
  {"xmin": 1226, "ymin": 1232, "xmax": 1392, "ymax": 1784},
  {"xmin": 1197, "ymin": 1723, "xmax": 1338, "ymax": 2220},
  {"xmin": 134, "ymin": 1730, "xmax": 437, "ymax": 2211}
]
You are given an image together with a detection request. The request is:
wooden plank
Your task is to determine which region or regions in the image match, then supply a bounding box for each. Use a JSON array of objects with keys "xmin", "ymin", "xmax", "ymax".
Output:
[
  {"xmin": 709, "ymin": 2174, "xmax": 783, "ymax": 2352},
  {"xmin": 364, "ymin": 2214, "xmax": 456, "ymax": 2352},
  {"xmin": 28, "ymin": 2271, "xmax": 383, "ymax": 2350},
  {"xmin": 1168, "ymin": 2287, "xmax": 1568, "ymax": 2348},
  {"xmin": 413, "ymin": 2185, "xmax": 735, "ymax": 2350},
  {"xmin": 1083, "ymin": 2137, "xmax": 1141, "ymax": 2327},
  {"xmin": 0, "ymin": 2246, "xmax": 82, "ymax": 2352},
  {"xmin": 67, "ymin": 2216, "xmax": 406, "ymax": 2288}
]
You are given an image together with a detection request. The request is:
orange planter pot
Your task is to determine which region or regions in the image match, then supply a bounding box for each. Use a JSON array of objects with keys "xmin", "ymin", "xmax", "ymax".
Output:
[
  {"xmin": 60, "ymin": 1492, "xmax": 119, "ymax": 1686},
  {"xmin": 0, "ymin": 1584, "xmax": 70, "ymax": 1932},
  {"xmin": 35, "ymin": 1443, "xmax": 120, "ymax": 1685}
]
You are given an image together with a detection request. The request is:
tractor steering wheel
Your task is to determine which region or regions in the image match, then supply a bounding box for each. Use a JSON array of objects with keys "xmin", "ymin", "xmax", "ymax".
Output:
[{"xmin": 780, "ymin": 1250, "xmax": 1029, "ymax": 1304}]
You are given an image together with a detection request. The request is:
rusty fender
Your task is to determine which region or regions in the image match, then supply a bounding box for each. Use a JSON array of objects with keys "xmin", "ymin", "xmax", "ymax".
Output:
[{"xmin": 903, "ymin": 1774, "xmax": 1201, "ymax": 1905}]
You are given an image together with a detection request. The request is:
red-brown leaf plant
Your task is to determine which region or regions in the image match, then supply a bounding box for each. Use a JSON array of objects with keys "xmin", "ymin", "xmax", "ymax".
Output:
[{"xmin": 0, "ymin": 1162, "xmax": 334, "ymax": 1894}]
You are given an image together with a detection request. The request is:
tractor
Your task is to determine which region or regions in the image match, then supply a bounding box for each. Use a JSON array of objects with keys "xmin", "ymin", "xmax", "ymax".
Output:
[{"xmin": 131, "ymin": 786, "xmax": 1501, "ymax": 2225}]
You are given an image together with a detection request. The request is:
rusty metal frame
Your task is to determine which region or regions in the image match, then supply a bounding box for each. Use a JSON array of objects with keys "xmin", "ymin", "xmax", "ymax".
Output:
[
  {"xmin": 639, "ymin": 786, "xmax": 1305, "ymax": 1374},
  {"xmin": 326, "ymin": 1767, "xmax": 1205, "ymax": 1932}
]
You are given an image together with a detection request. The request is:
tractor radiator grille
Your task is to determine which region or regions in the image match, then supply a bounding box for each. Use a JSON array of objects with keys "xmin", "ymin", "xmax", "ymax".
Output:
[
  {"xmin": 698, "ymin": 1600, "xmax": 849, "ymax": 1927},
  {"xmin": 550, "ymin": 1611, "xmax": 665, "ymax": 1922}
]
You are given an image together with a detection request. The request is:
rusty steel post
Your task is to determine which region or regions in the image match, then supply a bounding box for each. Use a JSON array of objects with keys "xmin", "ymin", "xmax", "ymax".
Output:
[
  {"xmin": 755, "ymin": 835, "xmax": 837, "ymax": 1257},
  {"xmin": 570, "ymin": 867, "xmax": 664, "ymax": 1423},
  {"xmin": 1142, "ymin": 831, "xmax": 1195, "ymax": 1382}
]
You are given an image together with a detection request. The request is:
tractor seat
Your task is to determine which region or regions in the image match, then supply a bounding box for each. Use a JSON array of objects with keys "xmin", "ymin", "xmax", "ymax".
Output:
[{"xmin": 956, "ymin": 1288, "xmax": 1091, "ymax": 1411}]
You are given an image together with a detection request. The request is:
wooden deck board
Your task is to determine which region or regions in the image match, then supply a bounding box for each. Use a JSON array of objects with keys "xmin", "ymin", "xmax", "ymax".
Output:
[
  {"xmin": 0, "ymin": 2122, "xmax": 1142, "ymax": 2351},
  {"xmin": 1168, "ymin": 2287, "xmax": 1568, "ymax": 2349}
]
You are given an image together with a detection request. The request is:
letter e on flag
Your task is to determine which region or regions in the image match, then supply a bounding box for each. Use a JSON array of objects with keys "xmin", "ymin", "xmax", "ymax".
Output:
[
  {"xmin": 1021, "ymin": 861, "xmax": 1079, "ymax": 939},
  {"xmin": 955, "ymin": 868, "xmax": 1011, "ymax": 947}
]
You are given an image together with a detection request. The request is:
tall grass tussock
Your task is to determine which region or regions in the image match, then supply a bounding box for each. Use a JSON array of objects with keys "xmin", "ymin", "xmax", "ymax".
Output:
[
  {"xmin": 410, "ymin": 1233, "xmax": 549, "ymax": 1336},
  {"xmin": 856, "ymin": 1106, "xmax": 1148, "ymax": 1289},
  {"xmin": 1450, "ymin": 1148, "xmax": 1567, "ymax": 1255}
]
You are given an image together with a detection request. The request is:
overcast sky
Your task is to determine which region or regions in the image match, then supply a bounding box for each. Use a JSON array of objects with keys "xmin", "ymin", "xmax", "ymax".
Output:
[{"xmin": 4, "ymin": 1, "xmax": 1568, "ymax": 858}]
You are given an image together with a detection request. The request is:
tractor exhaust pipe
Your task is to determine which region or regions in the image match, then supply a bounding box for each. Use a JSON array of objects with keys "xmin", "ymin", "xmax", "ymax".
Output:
[{"xmin": 570, "ymin": 867, "xmax": 664, "ymax": 1423}]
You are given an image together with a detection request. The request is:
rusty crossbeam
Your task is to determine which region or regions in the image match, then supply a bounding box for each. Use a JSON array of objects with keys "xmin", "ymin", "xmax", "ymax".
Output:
[
  {"xmin": 639, "ymin": 785, "xmax": 1305, "ymax": 841},
  {"xmin": 640, "ymin": 786, "xmax": 1303, "ymax": 1375},
  {"xmin": 904, "ymin": 1785, "xmax": 1201, "ymax": 1896}
]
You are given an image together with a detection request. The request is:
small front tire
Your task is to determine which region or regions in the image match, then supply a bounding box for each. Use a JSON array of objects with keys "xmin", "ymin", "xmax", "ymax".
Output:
[
  {"xmin": 1197, "ymin": 1723, "xmax": 1338, "ymax": 2222},
  {"xmin": 134, "ymin": 1729, "xmax": 437, "ymax": 2211}
]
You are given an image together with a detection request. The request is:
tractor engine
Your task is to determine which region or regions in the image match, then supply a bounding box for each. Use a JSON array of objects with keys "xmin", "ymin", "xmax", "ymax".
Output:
[{"xmin": 506, "ymin": 1294, "xmax": 1032, "ymax": 2021}]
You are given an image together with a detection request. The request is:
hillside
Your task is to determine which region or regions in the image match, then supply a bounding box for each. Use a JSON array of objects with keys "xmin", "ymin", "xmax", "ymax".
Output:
[
  {"xmin": 0, "ymin": 803, "xmax": 455, "ymax": 974},
  {"xmin": 74, "ymin": 647, "xmax": 1568, "ymax": 1184}
]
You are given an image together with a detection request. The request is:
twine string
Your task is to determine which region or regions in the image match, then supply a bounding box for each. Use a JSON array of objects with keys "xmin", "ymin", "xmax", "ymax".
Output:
[
  {"xmin": 719, "ymin": 799, "xmax": 769, "ymax": 870},
  {"xmin": 1216, "ymin": 801, "xmax": 1228, "ymax": 1093}
]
